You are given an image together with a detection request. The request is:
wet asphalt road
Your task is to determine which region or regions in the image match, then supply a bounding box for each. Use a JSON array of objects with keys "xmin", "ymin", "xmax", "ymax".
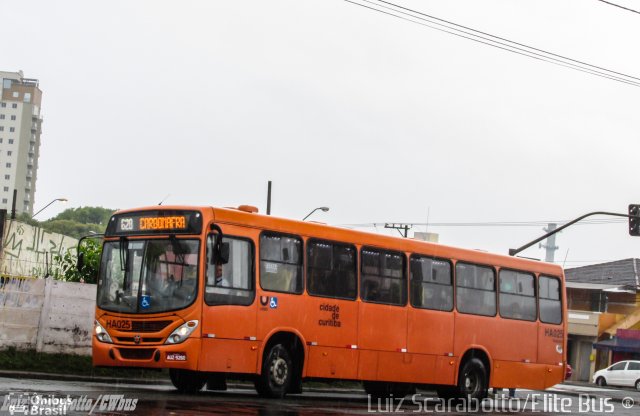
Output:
[{"xmin": 1, "ymin": 376, "xmax": 639, "ymax": 415}]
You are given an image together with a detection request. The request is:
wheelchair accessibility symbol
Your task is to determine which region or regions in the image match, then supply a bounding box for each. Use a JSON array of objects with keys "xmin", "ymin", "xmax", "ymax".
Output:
[
  {"xmin": 269, "ymin": 297, "xmax": 278, "ymax": 309},
  {"xmin": 140, "ymin": 295, "xmax": 151, "ymax": 309}
]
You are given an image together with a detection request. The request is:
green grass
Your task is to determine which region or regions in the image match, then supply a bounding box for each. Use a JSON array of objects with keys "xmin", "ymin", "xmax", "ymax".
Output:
[{"xmin": 0, "ymin": 347, "xmax": 167, "ymax": 380}]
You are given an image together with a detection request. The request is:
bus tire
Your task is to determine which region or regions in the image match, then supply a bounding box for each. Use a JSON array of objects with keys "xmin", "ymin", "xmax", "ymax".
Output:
[
  {"xmin": 457, "ymin": 358, "xmax": 488, "ymax": 400},
  {"xmin": 169, "ymin": 369, "xmax": 207, "ymax": 394},
  {"xmin": 255, "ymin": 344, "xmax": 293, "ymax": 398}
]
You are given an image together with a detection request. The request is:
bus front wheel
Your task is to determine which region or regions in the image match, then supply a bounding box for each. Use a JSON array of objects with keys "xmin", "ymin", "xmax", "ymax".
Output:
[
  {"xmin": 255, "ymin": 344, "xmax": 293, "ymax": 398},
  {"xmin": 457, "ymin": 358, "xmax": 488, "ymax": 400},
  {"xmin": 169, "ymin": 369, "xmax": 207, "ymax": 394}
]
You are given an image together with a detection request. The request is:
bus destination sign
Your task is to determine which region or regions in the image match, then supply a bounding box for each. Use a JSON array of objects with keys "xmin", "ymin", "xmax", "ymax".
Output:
[
  {"xmin": 138, "ymin": 216, "xmax": 186, "ymax": 231},
  {"xmin": 106, "ymin": 210, "xmax": 202, "ymax": 236}
]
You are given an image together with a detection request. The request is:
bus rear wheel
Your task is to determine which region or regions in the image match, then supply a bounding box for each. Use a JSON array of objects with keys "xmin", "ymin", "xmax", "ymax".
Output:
[
  {"xmin": 169, "ymin": 369, "xmax": 207, "ymax": 394},
  {"xmin": 255, "ymin": 344, "xmax": 293, "ymax": 398},
  {"xmin": 457, "ymin": 358, "xmax": 488, "ymax": 400}
]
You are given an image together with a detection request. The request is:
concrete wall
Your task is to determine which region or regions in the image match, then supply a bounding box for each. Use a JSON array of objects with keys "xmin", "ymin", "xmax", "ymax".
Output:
[
  {"xmin": 0, "ymin": 276, "xmax": 44, "ymax": 349},
  {"xmin": 1, "ymin": 217, "xmax": 78, "ymax": 278},
  {"xmin": 0, "ymin": 213, "xmax": 95, "ymax": 355},
  {"xmin": 0, "ymin": 276, "xmax": 95, "ymax": 355}
]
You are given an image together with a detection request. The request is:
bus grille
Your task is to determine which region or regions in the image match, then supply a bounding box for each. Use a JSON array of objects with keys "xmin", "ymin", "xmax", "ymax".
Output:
[
  {"xmin": 124, "ymin": 320, "xmax": 173, "ymax": 333},
  {"xmin": 118, "ymin": 348, "xmax": 156, "ymax": 360},
  {"xmin": 116, "ymin": 337, "xmax": 163, "ymax": 343}
]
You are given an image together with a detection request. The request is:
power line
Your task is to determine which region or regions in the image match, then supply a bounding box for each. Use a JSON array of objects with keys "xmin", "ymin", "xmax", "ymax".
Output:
[
  {"xmin": 374, "ymin": 0, "xmax": 640, "ymax": 82},
  {"xmin": 597, "ymin": 0, "xmax": 640, "ymax": 15},
  {"xmin": 342, "ymin": 219, "xmax": 626, "ymax": 228},
  {"xmin": 344, "ymin": 0, "xmax": 640, "ymax": 87},
  {"xmin": 558, "ymin": 259, "xmax": 623, "ymax": 264}
]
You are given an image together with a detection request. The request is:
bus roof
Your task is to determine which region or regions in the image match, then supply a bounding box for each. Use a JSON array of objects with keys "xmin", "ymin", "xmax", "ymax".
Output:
[{"xmin": 112, "ymin": 205, "xmax": 564, "ymax": 276}]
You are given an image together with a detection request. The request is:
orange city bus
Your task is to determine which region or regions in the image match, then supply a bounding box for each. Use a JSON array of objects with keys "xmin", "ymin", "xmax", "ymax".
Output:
[{"xmin": 91, "ymin": 205, "xmax": 567, "ymax": 399}]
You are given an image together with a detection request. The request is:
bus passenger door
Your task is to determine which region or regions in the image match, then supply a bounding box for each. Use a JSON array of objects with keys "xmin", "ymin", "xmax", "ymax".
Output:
[
  {"xmin": 199, "ymin": 228, "xmax": 259, "ymax": 374},
  {"xmin": 537, "ymin": 275, "xmax": 565, "ymax": 388},
  {"xmin": 301, "ymin": 239, "xmax": 359, "ymax": 380},
  {"xmin": 491, "ymin": 270, "xmax": 541, "ymax": 389},
  {"xmin": 406, "ymin": 256, "xmax": 455, "ymax": 385},
  {"xmin": 407, "ymin": 308, "xmax": 455, "ymax": 385},
  {"xmin": 301, "ymin": 297, "xmax": 359, "ymax": 380},
  {"xmin": 358, "ymin": 302, "xmax": 409, "ymax": 382},
  {"xmin": 357, "ymin": 248, "xmax": 410, "ymax": 383}
]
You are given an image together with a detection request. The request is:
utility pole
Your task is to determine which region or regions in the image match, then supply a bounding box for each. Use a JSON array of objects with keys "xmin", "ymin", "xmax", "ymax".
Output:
[
  {"xmin": 10, "ymin": 189, "xmax": 17, "ymax": 219},
  {"xmin": 539, "ymin": 223, "xmax": 559, "ymax": 262},
  {"xmin": 266, "ymin": 181, "xmax": 272, "ymax": 215},
  {"xmin": 385, "ymin": 223, "xmax": 412, "ymax": 238}
]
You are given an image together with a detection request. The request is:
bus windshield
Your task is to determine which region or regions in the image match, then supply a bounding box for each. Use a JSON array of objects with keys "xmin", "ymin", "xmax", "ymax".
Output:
[{"xmin": 97, "ymin": 238, "xmax": 200, "ymax": 314}]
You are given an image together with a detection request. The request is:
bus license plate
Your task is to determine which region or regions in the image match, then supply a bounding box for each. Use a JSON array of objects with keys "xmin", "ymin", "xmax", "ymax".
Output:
[
  {"xmin": 166, "ymin": 352, "xmax": 187, "ymax": 361},
  {"xmin": 106, "ymin": 319, "xmax": 132, "ymax": 331}
]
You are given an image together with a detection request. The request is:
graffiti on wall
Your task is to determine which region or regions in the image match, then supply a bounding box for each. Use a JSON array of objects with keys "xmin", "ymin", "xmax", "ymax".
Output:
[
  {"xmin": 1, "ymin": 220, "xmax": 78, "ymax": 278},
  {"xmin": 0, "ymin": 276, "xmax": 44, "ymax": 308}
]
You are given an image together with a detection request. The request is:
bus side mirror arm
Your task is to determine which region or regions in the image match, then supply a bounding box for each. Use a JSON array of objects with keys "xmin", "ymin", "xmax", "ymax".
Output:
[
  {"xmin": 209, "ymin": 223, "xmax": 229, "ymax": 264},
  {"xmin": 77, "ymin": 252, "xmax": 84, "ymax": 271},
  {"xmin": 76, "ymin": 233, "xmax": 104, "ymax": 271}
]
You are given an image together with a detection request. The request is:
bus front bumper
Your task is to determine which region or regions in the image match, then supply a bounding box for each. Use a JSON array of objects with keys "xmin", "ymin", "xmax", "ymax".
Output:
[{"xmin": 92, "ymin": 337, "xmax": 200, "ymax": 371}]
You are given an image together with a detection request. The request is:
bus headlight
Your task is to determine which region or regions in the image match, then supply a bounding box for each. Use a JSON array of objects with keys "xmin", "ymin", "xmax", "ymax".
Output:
[
  {"xmin": 95, "ymin": 320, "xmax": 113, "ymax": 343},
  {"xmin": 165, "ymin": 320, "xmax": 198, "ymax": 344}
]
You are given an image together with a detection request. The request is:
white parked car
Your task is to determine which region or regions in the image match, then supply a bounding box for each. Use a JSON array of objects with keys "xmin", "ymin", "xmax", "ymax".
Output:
[{"xmin": 592, "ymin": 360, "xmax": 640, "ymax": 390}]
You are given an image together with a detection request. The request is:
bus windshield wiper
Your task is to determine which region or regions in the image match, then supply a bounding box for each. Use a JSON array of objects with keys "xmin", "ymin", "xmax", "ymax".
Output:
[
  {"xmin": 119, "ymin": 236, "xmax": 129, "ymax": 271},
  {"xmin": 119, "ymin": 236, "xmax": 131, "ymax": 293},
  {"xmin": 169, "ymin": 235, "xmax": 187, "ymax": 265}
]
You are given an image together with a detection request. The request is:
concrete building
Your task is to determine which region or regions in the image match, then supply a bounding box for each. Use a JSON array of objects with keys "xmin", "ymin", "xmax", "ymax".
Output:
[
  {"xmin": 565, "ymin": 259, "xmax": 640, "ymax": 382},
  {"xmin": 0, "ymin": 70, "xmax": 43, "ymax": 216}
]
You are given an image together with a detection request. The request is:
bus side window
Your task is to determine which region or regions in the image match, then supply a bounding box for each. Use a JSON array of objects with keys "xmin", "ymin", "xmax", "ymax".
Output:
[
  {"xmin": 260, "ymin": 232, "xmax": 303, "ymax": 294},
  {"xmin": 205, "ymin": 234, "xmax": 254, "ymax": 306},
  {"xmin": 499, "ymin": 269, "xmax": 536, "ymax": 321},
  {"xmin": 361, "ymin": 247, "xmax": 406, "ymax": 306},
  {"xmin": 410, "ymin": 255, "xmax": 453, "ymax": 311},
  {"xmin": 456, "ymin": 262, "xmax": 496, "ymax": 316},
  {"xmin": 539, "ymin": 275, "xmax": 562, "ymax": 324},
  {"xmin": 307, "ymin": 239, "xmax": 357, "ymax": 300}
]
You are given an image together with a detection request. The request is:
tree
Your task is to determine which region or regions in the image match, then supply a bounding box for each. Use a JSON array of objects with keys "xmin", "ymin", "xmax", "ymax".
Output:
[
  {"xmin": 53, "ymin": 207, "xmax": 114, "ymax": 226},
  {"xmin": 40, "ymin": 219, "xmax": 103, "ymax": 239},
  {"xmin": 15, "ymin": 212, "xmax": 40, "ymax": 227},
  {"xmin": 53, "ymin": 238, "xmax": 102, "ymax": 284},
  {"xmin": 39, "ymin": 206, "xmax": 117, "ymax": 239}
]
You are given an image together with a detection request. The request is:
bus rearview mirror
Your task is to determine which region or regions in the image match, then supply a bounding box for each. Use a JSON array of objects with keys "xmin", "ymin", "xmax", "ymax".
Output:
[
  {"xmin": 219, "ymin": 242, "xmax": 230, "ymax": 264},
  {"xmin": 77, "ymin": 252, "xmax": 85, "ymax": 271}
]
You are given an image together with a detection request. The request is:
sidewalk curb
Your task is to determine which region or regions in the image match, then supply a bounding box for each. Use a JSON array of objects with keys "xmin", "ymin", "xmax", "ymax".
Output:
[
  {"xmin": 547, "ymin": 387, "xmax": 636, "ymax": 404},
  {"xmin": 0, "ymin": 370, "xmax": 366, "ymax": 395},
  {"xmin": 0, "ymin": 370, "xmax": 171, "ymax": 386},
  {"xmin": 3, "ymin": 371, "xmax": 630, "ymax": 403}
]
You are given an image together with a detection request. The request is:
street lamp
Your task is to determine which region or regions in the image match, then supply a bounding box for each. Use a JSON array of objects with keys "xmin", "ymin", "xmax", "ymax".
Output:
[
  {"xmin": 302, "ymin": 206, "xmax": 329, "ymax": 221},
  {"xmin": 32, "ymin": 198, "xmax": 68, "ymax": 219}
]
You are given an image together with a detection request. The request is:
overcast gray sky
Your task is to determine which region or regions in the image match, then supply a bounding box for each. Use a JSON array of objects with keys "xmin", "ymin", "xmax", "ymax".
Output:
[{"xmin": 2, "ymin": 0, "xmax": 639, "ymax": 267}]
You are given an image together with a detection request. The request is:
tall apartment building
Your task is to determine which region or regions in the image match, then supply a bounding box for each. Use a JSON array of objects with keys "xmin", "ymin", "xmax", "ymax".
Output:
[{"xmin": 0, "ymin": 71, "xmax": 43, "ymax": 216}]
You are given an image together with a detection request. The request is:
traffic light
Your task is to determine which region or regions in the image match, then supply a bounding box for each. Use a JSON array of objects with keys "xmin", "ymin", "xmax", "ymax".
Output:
[{"xmin": 629, "ymin": 204, "xmax": 640, "ymax": 236}]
